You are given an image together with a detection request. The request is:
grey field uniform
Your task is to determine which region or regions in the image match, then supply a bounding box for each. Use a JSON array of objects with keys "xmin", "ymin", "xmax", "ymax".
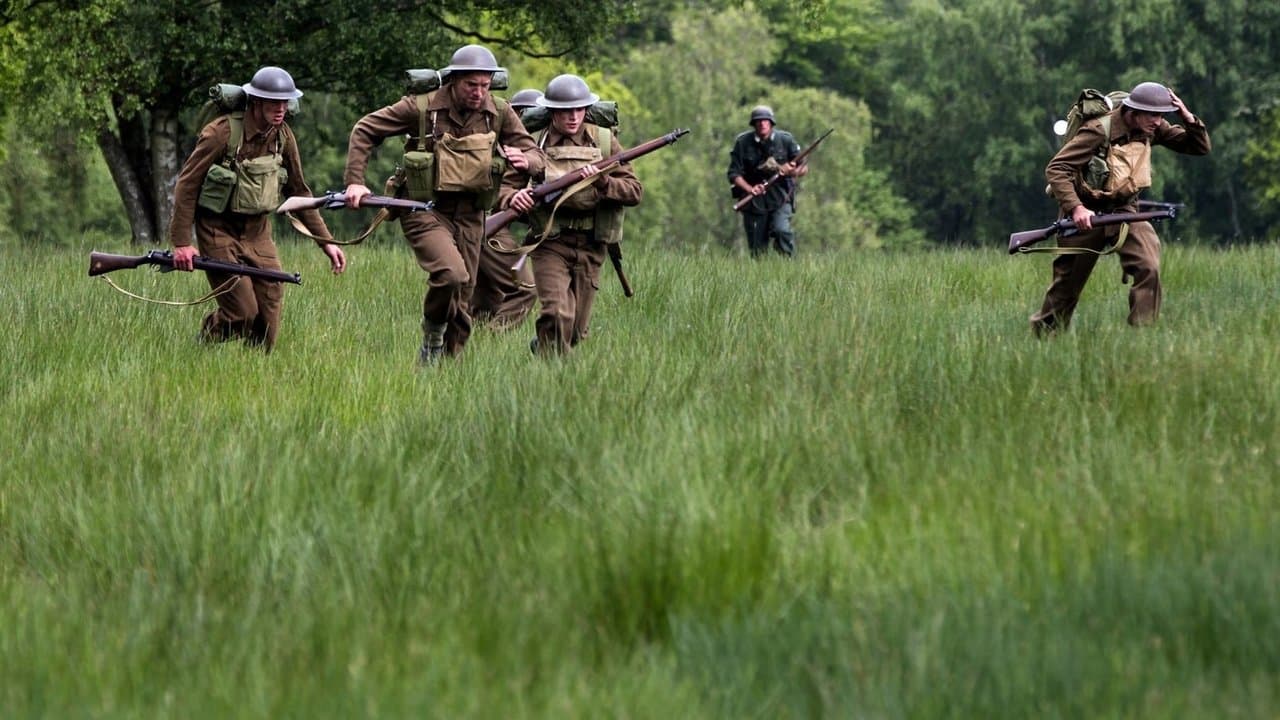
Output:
[{"xmin": 727, "ymin": 120, "xmax": 802, "ymax": 257}]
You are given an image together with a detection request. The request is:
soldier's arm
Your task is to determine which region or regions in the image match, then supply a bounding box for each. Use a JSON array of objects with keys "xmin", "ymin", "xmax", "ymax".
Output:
[
  {"xmin": 596, "ymin": 133, "xmax": 643, "ymax": 206},
  {"xmin": 280, "ymin": 125, "xmax": 334, "ymax": 245},
  {"xmin": 343, "ymin": 96, "xmax": 418, "ymax": 187},
  {"xmin": 1045, "ymin": 120, "xmax": 1108, "ymax": 214},
  {"xmin": 168, "ymin": 119, "xmax": 229, "ymax": 248}
]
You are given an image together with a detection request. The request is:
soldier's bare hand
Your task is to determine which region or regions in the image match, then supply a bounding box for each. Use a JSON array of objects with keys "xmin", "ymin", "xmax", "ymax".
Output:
[
  {"xmin": 172, "ymin": 245, "xmax": 198, "ymax": 272},
  {"xmin": 1168, "ymin": 90, "xmax": 1195, "ymax": 123},
  {"xmin": 509, "ymin": 188, "xmax": 535, "ymax": 213},
  {"xmin": 1071, "ymin": 204, "xmax": 1095, "ymax": 231},
  {"xmin": 322, "ymin": 243, "xmax": 347, "ymax": 275},
  {"xmin": 345, "ymin": 183, "xmax": 371, "ymax": 209},
  {"xmin": 751, "ymin": 183, "xmax": 766, "ymax": 196},
  {"xmin": 503, "ymin": 146, "xmax": 529, "ymax": 171}
]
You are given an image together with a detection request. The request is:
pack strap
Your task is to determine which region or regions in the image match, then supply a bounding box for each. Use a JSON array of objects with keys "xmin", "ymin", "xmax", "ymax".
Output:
[{"xmin": 98, "ymin": 274, "xmax": 240, "ymax": 306}]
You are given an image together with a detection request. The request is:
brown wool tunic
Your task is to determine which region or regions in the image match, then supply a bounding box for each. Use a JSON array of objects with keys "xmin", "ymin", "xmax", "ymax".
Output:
[
  {"xmin": 1032, "ymin": 108, "xmax": 1210, "ymax": 331},
  {"xmin": 498, "ymin": 125, "xmax": 642, "ymax": 354},
  {"xmin": 169, "ymin": 111, "xmax": 332, "ymax": 351},
  {"xmin": 344, "ymin": 88, "xmax": 542, "ymax": 356}
]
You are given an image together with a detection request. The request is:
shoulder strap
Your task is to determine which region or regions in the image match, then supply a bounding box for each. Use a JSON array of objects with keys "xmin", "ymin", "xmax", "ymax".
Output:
[
  {"xmin": 1098, "ymin": 115, "xmax": 1112, "ymax": 156},
  {"xmin": 413, "ymin": 93, "xmax": 432, "ymax": 151},
  {"xmin": 224, "ymin": 112, "xmax": 244, "ymax": 167},
  {"xmin": 596, "ymin": 126, "xmax": 611, "ymax": 156},
  {"xmin": 492, "ymin": 96, "xmax": 506, "ymax": 138}
]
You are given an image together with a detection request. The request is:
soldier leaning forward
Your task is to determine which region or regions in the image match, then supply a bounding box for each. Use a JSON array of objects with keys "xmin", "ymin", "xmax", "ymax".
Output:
[
  {"xmin": 343, "ymin": 44, "xmax": 543, "ymax": 365},
  {"xmin": 501, "ymin": 74, "xmax": 643, "ymax": 356},
  {"xmin": 1030, "ymin": 81, "xmax": 1210, "ymax": 334},
  {"xmin": 169, "ymin": 66, "xmax": 346, "ymax": 352}
]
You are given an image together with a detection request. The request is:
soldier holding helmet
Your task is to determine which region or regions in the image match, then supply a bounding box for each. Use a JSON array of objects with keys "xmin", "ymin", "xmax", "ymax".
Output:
[{"xmin": 1030, "ymin": 81, "xmax": 1210, "ymax": 334}]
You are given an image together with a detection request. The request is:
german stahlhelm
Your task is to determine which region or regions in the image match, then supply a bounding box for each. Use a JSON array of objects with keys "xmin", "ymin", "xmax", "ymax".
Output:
[
  {"xmin": 243, "ymin": 66, "xmax": 303, "ymax": 101},
  {"xmin": 1122, "ymin": 82, "xmax": 1177, "ymax": 113},
  {"xmin": 442, "ymin": 44, "xmax": 505, "ymax": 75},
  {"xmin": 749, "ymin": 105, "xmax": 775, "ymax": 125},
  {"xmin": 509, "ymin": 88, "xmax": 544, "ymax": 110},
  {"xmin": 537, "ymin": 74, "xmax": 599, "ymax": 109}
]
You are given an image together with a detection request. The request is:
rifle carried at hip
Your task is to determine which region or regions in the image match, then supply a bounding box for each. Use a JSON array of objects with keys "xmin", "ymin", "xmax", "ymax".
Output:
[
  {"xmin": 733, "ymin": 128, "xmax": 833, "ymax": 212},
  {"xmin": 484, "ymin": 127, "xmax": 691, "ymax": 239},
  {"xmin": 88, "ymin": 250, "xmax": 302, "ymax": 284},
  {"xmin": 276, "ymin": 191, "xmax": 433, "ymax": 216},
  {"xmin": 1008, "ymin": 208, "xmax": 1178, "ymax": 255}
]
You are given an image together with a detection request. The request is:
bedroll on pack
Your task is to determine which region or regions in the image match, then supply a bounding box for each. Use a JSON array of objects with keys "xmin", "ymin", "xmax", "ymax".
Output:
[
  {"xmin": 520, "ymin": 101, "xmax": 619, "ymax": 134},
  {"xmin": 408, "ymin": 68, "xmax": 509, "ymax": 94}
]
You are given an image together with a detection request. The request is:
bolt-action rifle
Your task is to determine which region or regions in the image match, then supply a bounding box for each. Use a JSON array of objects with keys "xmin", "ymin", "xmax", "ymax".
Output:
[
  {"xmin": 88, "ymin": 249, "xmax": 302, "ymax": 284},
  {"xmin": 1008, "ymin": 208, "xmax": 1177, "ymax": 255},
  {"xmin": 276, "ymin": 191, "xmax": 432, "ymax": 215},
  {"xmin": 732, "ymin": 128, "xmax": 833, "ymax": 212},
  {"xmin": 484, "ymin": 127, "xmax": 691, "ymax": 239}
]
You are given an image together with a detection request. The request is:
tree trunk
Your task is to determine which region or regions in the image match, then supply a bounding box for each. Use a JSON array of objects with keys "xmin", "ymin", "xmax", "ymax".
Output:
[
  {"xmin": 96, "ymin": 125, "xmax": 156, "ymax": 246},
  {"xmin": 149, "ymin": 105, "xmax": 181, "ymax": 245}
]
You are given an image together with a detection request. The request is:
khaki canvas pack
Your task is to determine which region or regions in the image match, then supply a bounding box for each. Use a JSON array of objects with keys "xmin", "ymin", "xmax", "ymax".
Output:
[
  {"xmin": 398, "ymin": 68, "xmax": 509, "ymax": 207},
  {"xmin": 194, "ymin": 83, "xmax": 294, "ymax": 214},
  {"xmin": 530, "ymin": 119, "xmax": 625, "ymax": 245},
  {"xmin": 1049, "ymin": 88, "xmax": 1130, "ymax": 195}
]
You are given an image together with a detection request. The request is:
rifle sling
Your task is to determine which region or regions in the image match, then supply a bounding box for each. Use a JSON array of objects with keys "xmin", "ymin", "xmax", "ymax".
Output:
[
  {"xmin": 1016, "ymin": 222, "xmax": 1130, "ymax": 256},
  {"xmin": 98, "ymin": 274, "xmax": 241, "ymax": 306},
  {"xmin": 282, "ymin": 208, "xmax": 380, "ymax": 246},
  {"xmin": 508, "ymin": 162, "xmax": 619, "ymax": 273}
]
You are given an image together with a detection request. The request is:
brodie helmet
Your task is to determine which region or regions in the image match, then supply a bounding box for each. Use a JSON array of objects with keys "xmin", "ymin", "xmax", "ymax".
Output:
[
  {"xmin": 509, "ymin": 88, "xmax": 544, "ymax": 111},
  {"xmin": 441, "ymin": 44, "xmax": 505, "ymax": 75},
  {"xmin": 1122, "ymin": 82, "xmax": 1177, "ymax": 113},
  {"xmin": 243, "ymin": 66, "xmax": 303, "ymax": 101},
  {"xmin": 537, "ymin": 74, "xmax": 599, "ymax": 109}
]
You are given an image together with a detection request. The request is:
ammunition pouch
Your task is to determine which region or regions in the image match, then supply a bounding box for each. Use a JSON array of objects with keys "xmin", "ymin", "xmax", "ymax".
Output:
[
  {"xmin": 197, "ymin": 162, "xmax": 237, "ymax": 213},
  {"xmin": 230, "ymin": 153, "xmax": 285, "ymax": 215},
  {"xmin": 401, "ymin": 150, "xmax": 435, "ymax": 202}
]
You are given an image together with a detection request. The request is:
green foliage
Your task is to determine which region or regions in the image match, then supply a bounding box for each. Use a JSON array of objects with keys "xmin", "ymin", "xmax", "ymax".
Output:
[
  {"xmin": 4, "ymin": 242, "xmax": 1280, "ymax": 716},
  {"xmin": 615, "ymin": 6, "xmax": 919, "ymax": 251}
]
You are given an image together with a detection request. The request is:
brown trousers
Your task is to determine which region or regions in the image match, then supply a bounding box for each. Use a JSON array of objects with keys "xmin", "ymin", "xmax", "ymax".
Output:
[
  {"xmin": 195, "ymin": 213, "xmax": 284, "ymax": 352},
  {"xmin": 400, "ymin": 200, "xmax": 484, "ymax": 356},
  {"xmin": 530, "ymin": 230, "xmax": 605, "ymax": 354},
  {"xmin": 1029, "ymin": 220, "xmax": 1162, "ymax": 333},
  {"xmin": 470, "ymin": 225, "xmax": 536, "ymax": 331}
]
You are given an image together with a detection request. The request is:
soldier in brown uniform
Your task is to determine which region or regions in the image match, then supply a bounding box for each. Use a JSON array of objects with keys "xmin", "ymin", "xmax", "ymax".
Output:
[
  {"xmin": 470, "ymin": 88, "xmax": 542, "ymax": 331},
  {"xmin": 170, "ymin": 66, "xmax": 346, "ymax": 352},
  {"xmin": 343, "ymin": 45, "xmax": 543, "ymax": 364},
  {"xmin": 502, "ymin": 75, "xmax": 643, "ymax": 355},
  {"xmin": 1031, "ymin": 82, "xmax": 1210, "ymax": 334}
]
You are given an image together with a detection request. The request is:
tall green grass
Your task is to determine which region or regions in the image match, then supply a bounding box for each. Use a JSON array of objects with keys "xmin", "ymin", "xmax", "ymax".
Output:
[{"xmin": 2, "ymin": 240, "xmax": 1278, "ymax": 718}]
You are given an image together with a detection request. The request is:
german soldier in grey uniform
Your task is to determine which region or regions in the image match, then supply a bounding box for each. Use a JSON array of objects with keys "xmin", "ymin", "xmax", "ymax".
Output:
[{"xmin": 726, "ymin": 105, "xmax": 808, "ymax": 257}]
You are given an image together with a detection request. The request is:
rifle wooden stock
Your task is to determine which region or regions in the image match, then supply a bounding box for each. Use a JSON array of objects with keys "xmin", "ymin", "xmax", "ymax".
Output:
[
  {"xmin": 606, "ymin": 243, "xmax": 634, "ymax": 298},
  {"xmin": 275, "ymin": 191, "xmax": 432, "ymax": 215},
  {"xmin": 485, "ymin": 127, "xmax": 691, "ymax": 239},
  {"xmin": 732, "ymin": 128, "xmax": 833, "ymax": 212},
  {"xmin": 88, "ymin": 250, "xmax": 302, "ymax": 284},
  {"xmin": 1008, "ymin": 208, "xmax": 1176, "ymax": 254}
]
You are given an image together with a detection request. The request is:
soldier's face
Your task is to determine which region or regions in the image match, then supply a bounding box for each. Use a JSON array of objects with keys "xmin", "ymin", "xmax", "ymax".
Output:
[
  {"xmin": 1129, "ymin": 109, "xmax": 1163, "ymax": 136},
  {"xmin": 551, "ymin": 107, "xmax": 587, "ymax": 136},
  {"xmin": 251, "ymin": 99, "xmax": 288, "ymax": 127},
  {"xmin": 453, "ymin": 73, "xmax": 493, "ymax": 110},
  {"xmin": 753, "ymin": 119, "xmax": 773, "ymax": 138}
]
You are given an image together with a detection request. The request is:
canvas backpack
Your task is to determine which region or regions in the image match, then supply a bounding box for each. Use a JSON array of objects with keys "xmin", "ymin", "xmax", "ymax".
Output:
[{"xmin": 1051, "ymin": 88, "xmax": 1130, "ymax": 193}]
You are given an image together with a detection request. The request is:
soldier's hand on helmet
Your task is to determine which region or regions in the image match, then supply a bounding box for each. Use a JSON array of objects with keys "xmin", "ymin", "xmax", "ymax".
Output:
[
  {"xmin": 503, "ymin": 146, "xmax": 529, "ymax": 171},
  {"xmin": 1167, "ymin": 90, "xmax": 1195, "ymax": 123},
  {"xmin": 509, "ymin": 188, "xmax": 535, "ymax": 213},
  {"xmin": 172, "ymin": 245, "xmax": 198, "ymax": 272},
  {"xmin": 322, "ymin": 243, "xmax": 347, "ymax": 275},
  {"xmin": 1071, "ymin": 204, "xmax": 1095, "ymax": 231},
  {"xmin": 344, "ymin": 183, "xmax": 371, "ymax": 209}
]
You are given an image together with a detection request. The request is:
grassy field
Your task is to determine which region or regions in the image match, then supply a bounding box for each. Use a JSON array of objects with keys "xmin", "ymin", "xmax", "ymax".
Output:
[{"xmin": 2, "ymin": 239, "xmax": 1278, "ymax": 718}]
